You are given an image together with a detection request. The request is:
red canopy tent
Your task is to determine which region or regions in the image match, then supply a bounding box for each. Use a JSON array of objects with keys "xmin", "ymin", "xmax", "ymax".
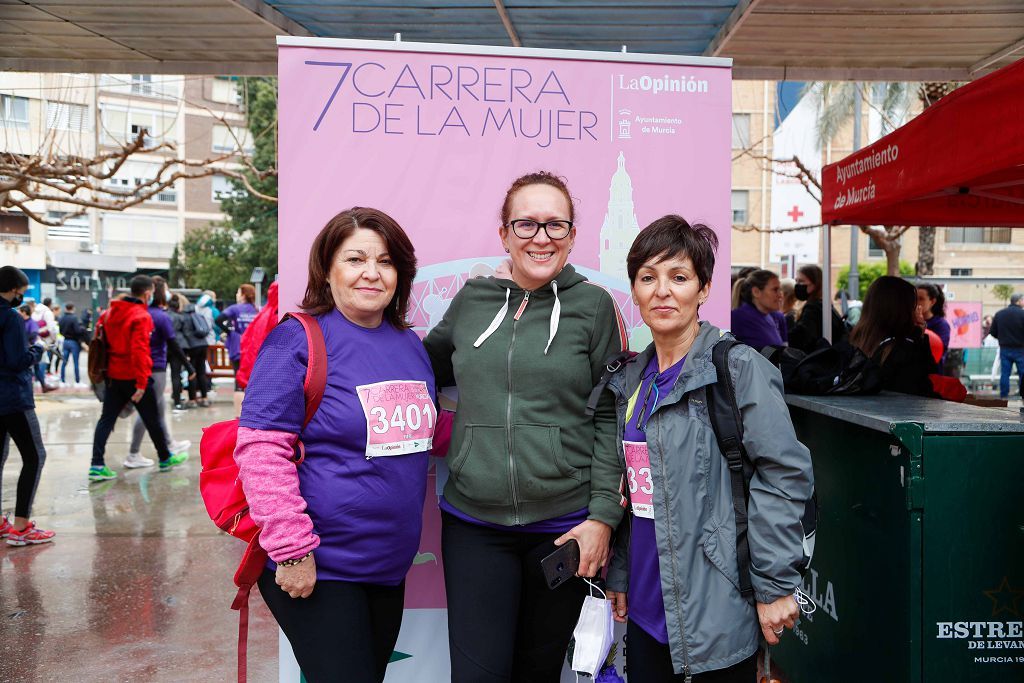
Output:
[{"xmin": 822, "ymin": 58, "xmax": 1024, "ymax": 227}]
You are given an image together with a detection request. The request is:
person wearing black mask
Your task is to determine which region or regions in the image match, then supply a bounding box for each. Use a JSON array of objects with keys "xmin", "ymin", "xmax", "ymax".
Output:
[
  {"xmin": 788, "ymin": 264, "xmax": 848, "ymax": 352},
  {"xmin": 0, "ymin": 265, "xmax": 56, "ymax": 546}
]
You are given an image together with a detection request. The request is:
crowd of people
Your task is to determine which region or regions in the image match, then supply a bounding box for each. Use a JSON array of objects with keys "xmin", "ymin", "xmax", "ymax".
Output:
[{"xmin": 2, "ymin": 168, "xmax": 1020, "ymax": 682}]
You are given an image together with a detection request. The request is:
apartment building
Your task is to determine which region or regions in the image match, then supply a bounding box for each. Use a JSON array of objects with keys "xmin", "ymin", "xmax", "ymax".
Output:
[{"xmin": 0, "ymin": 72, "xmax": 249, "ymax": 310}]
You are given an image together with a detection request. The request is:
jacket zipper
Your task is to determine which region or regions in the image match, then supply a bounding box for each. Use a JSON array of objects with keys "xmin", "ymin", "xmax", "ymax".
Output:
[
  {"xmin": 507, "ymin": 290, "xmax": 530, "ymax": 524},
  {"xmin": 652, "ymin": 414, "xmax": 693, "ymax": 680}
]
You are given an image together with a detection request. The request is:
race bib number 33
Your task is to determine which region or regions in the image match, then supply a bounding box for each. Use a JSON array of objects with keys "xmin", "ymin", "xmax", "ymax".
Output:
[
  {"xmin": 624, "ymin": 440, "xmax": 654, "ymax": 519},
  {"xmin": 356, "ymin": 380, "xmax": 436, "ymax": 457}
]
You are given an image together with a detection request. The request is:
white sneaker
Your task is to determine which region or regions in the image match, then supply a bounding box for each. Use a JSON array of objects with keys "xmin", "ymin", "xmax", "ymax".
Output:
[
  {"xmin": 124, "ymin": 453, "xmax": 155, "ymax": 469},
  {"xmin": 168, "ymin": 440, "xmax": 191, "ymax": 455}
]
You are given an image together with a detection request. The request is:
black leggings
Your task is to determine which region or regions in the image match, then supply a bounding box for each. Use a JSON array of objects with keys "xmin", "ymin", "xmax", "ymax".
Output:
[
  {"xmin": 186, "ymin": 346, "xmax": 208, "ymax": 399},
  {"xmin": 626, "ymin": 619, "xmax": 758, "ymax": 682},
  {"xmin": 441, "ymin": 510, "xmax": 589, "ymax": 683},
  {"xmin": 0, "ymin": 410, "xmax": 47, "ymax": 519},
  {"xmin": 258, "ymin": 571, "xmax": 404, "ymax": 683},
  {"xmin": 91, "ymin": 378, "xmax": 170, "ymax": 467},
  {"xmin": 169, "ymin": 354, "xmax": 185, "ymax": 404}
]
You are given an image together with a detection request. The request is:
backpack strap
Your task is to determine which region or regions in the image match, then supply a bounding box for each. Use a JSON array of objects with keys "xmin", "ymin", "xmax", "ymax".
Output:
[
  {"xmin": 585, "ymin": 350, "xmax": 638, "ymax": 416},
  {"xmin": 281, "ymin": 312, "xmax": 328, "ymax": 464},
  {"xmin": 707, "ymin": 339, "xmax": 755, "ymax": 600}
]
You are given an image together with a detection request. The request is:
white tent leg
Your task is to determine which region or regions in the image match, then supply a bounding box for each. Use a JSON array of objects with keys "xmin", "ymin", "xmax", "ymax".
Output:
[{"xmin": 823, "ymin": 224, "xmax": 833, "ymax": 343}]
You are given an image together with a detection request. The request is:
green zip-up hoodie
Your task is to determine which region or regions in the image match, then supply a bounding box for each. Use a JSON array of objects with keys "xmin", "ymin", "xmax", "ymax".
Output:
[{"xmin": 424, "ymin": 264, "xmax": 628, "ymax": 528}]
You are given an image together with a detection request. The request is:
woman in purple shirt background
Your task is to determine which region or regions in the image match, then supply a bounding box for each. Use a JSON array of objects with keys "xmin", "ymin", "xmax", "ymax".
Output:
[
  {"xmin": 234, "ymin": 208, "xmax": 435, "ymax": 683},
  {"xmin": 730, "ymin": 269, "xmax": 788, "ymax": 350},
  {"xmin": 218, "ymin": 283, "xmax": 259, "ymax": 390},
  {"xmin": 917, "ymin": 283, "xmax": 950, "ymax": 371}
]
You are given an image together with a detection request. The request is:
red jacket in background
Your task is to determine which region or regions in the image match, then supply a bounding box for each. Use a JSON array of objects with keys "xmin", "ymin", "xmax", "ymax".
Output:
[
  {"xmin": 236, "ymin": 280, "xmax": 278, "ymax": 390},
  {"xmin": 100, "ymin": 298, "xmax": 154, "ymax": 390}
]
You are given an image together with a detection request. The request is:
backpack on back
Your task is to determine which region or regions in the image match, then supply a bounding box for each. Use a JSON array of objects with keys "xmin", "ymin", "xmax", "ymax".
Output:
[
  {"xmin": 762, "ymin": 339, "xmax": 882, "ymax": 396},
  {"xmin": 189, "ymin": 309, "xmax": 211, "ymax": 340},
  {"xmin": 87, "ymin": 314, "xmax": 109, "ymax": 386},
  {"xmin": 198, "ymin": 312, "xmax": 327, "ymax": 683}
]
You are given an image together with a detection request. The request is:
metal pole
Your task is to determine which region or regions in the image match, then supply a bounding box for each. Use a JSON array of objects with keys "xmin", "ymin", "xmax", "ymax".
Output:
[
  {"xmin": 849, "ymin": 84, "xmax": 862, "ymax": 301},
  {"xmin": 255, "ymin": 282, "xmax": 262, "ymax": 309},
  {"xmin": 823, "ymin": 225, "xmax": 832, "ymax": 343}
]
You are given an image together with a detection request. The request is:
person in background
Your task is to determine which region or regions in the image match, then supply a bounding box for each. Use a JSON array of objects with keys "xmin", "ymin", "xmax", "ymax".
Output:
[
  {"xmin": 236, "ymin": 280, "xmax": 278, "ymax": 392},
  {"xmin": 787, "ymin": 264, "xmax": 848, "ymax": 352},
  {"xmin": 58, "ymin": 302, "xmax": 88, "ymax": 387},
  {"xmin": 125, "ymin": 276, "xmax": 193, "ymax": 468},
  {"xmin": 916, "ymin": 284, "xmax": 950, "ymax": 371},
  {"xmin": 48, "ymin": 302, "xmax": 63, "ymax": 375},
  {"xmin": 236, "ymin": 207, "xmax": 435, "ymax": 682},
  {"xmin": 30, "ymin": 298, "xmax": 57, "ymax": 386},
  {"xmin": 0, "ymin": 266, "xmax": 55, "ymax": 546},
  {"xmin": 989, "ymin": 292, "xmax": 1024, "ymax": 401},
  {"xmin": 780, "ymin": 277, "xmax": 800, "ymax": 330},
  {"xmin": 19, "ymin": 305, "xmax": 56, "ymax": 393},
  {"xmin": 729, "ymin": 265, "xmax": 757, "ymax": 309},
  {"xmin": 167, "ymin": 293, "xmax": 190, "ymax": 410},
  {"xmin": 217, "ymin": 283, "xmax": 259, "ymax": 391},
  {"xmin": 197, "ymin": 291, "xmax": 220, "ymax": 399},
  {"xmin": 605, "ymin": 217, "xmax": 813, "ymax": 681},
  {"xmin": 180, "ymin": 295, "xmax": 211, "ymax": 408},
  {"xmin": 850, "ymin": 276, "xmax": 937, "ymax": 397},
  {"xmin": 730, "ymin": 269, "xmax": 788, "ymax": 350},
  {"xmin": 423, "ymin": 171, "xmax": 627, "ymax": 681},
  {"xmin": 89, "ymin": 275, "xmax": 189, "ymax": 482}
]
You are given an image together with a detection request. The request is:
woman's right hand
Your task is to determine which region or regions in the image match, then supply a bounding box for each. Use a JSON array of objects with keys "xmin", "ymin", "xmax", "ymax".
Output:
[
  {"xmin": 276, "ymin": 554, "xmax": 317, "ymax": 598},
  {"xmin": 607, "ymin": 589, "xmax": 628, "ymax": 623}
]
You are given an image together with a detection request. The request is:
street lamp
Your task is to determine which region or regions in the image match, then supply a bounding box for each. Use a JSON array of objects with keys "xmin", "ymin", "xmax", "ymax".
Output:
[{"xmin": 250, "ymin": 267, "xmax": 266, "ymax": 309}]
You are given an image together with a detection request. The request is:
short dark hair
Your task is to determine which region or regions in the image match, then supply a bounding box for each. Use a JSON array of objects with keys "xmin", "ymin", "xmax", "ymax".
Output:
[
  {"xmin": 627, "ymin": 215, "xmax": 719, "ymax": 290},
  {"xmin": 42, "ymin": 297, "xmax": 52, "ymax": 307},
  {"xmin": 738, "ymin": 269, "xmax": 779, "ymax": 305},
  {"xmin": 300, "ymin": 207, "xmax": 417, "ymax": 329},
  {"xmin": 19, "ymin": 304, "xmax": 32, "ymax": 316},
  {"xmin": 65, "ymin": 302, "xmax": 75, "ymax": 312},
  {"xmin": 0, "ymin": 265, "xmax": 29, "ymax": 292},
  {"xmin": 916, "ymin": 283, "xmax": 945, "ymax": 318},
  {"xmin": 500, "ymin": 171, "xmax": 576, "ymax": 226},
  {"xmin": 130, "ymin": 274, "xmax": 154, "ymax": 297}
]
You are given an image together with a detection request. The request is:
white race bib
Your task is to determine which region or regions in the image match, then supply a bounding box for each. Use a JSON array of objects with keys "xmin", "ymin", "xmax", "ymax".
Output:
[{"xmin": 356, "ymin": 380, "xmax": 436, "ymax": 457}]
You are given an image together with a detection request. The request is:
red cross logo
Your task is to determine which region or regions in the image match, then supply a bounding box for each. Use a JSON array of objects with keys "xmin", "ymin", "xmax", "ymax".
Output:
[{"xmin": 787, "ymin": 205, "xmax": 804, "ymax": 222}]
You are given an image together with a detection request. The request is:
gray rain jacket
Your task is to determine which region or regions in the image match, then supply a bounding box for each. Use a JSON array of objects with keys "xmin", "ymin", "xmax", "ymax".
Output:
[{"xmin": 605, "ymin": 322, "xmax": 814, "ymax": 676}]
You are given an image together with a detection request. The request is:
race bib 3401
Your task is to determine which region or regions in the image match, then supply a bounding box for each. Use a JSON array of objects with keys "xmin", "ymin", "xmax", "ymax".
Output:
[
  {"xmin": 356, "ymin": 380, "xmax": 437, "ymax": 458},
  {"xmin": 623, "ymin": 440, "xmax": 654, "ymax": 519}
]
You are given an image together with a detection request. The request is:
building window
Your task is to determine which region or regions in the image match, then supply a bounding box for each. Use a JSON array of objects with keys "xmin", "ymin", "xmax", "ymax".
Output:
[
  {"xmin": 212, "ymin": 124, "xmax": 254, "ymax": 155},
  {"xmin": 0, "ymin": 212, "xmax": 31, "ymax": 243},
  {"xmin": 867, "ymin": 234, "xmax": 897, "ymax": 258},
  {"xmin": 212, "ymin": 174, "xmax": 244, "ymax": 202},
  {"xmin": 1, "ymin": 95, "xmax": 30, "ymax": 128},
  {"xmin": 950, "ymin": 268, "xmax": 973, "ymax": 277},
  {"xmin": 131, "ymin": 74, "xmax": 154, "ymax": 96},
  {"xmin": 100, "ymin": 105, "xmax": 177, "ymax": 145},
  {"xmin": 731, "ymin": 190, "xmax": 749, "ymax": 225},
  {"xmin": 106, "ymin": 160, "xmax": 177, "ymax": 205},
  {"xmin": 732, "ymin": 113, "xmax": 751, "ymax": 149},
  {"xmin": 46, "ymin": 101, "xmax": 89, "ymax": 132},
  {"xmin": 46, "ymin": 211, "xmax": 91, "ymax": 241},
  {"xmin": 211, "ymin": 77, "xmax": 241, "ymax": 105},
  {"xmin": 945, "ymin": 227, "xmax": 1012, "ymax": 244}
]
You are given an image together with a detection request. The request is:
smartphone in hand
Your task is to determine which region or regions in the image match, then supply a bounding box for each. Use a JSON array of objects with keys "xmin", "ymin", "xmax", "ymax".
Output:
[{"xmin": 540, "ymin": 540, "xmax": 580, "ymax": 590}]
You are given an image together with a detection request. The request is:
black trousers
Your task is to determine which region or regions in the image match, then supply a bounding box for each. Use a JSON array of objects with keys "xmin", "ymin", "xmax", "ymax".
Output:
[
  {"xmin": 169, "ymin": 354, "xmax": 185, "ymax": 405},
  {"xmin": 258, "ymin": 571, "xmax": 405, "ymax": 683},
  {"xmin": 91, "ymin": 378, "xmax": 170, "ymax": 467},
  {"xmin": 441, "ymin": 510, "xmax": 589, "ymax": 683},
  {"xmin": 185, "ymin": 346, "xmax": 208, "ymax": 399},
  {"xmin": 0, "ymin": 410, "xmax": 46, "ymax": 518},
  {"xmin": 626, "ymin": 619, "xmax": 758, "ymax": 682}
]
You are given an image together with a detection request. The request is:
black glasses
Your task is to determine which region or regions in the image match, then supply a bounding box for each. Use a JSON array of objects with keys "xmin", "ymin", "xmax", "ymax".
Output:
[
  {"xmin": 636, "ymin": 373, "xmax": 660, "ymax": 434},
  {"xmin": 507, "ymin": 219, "xmax": 573, "ymax": 240}
]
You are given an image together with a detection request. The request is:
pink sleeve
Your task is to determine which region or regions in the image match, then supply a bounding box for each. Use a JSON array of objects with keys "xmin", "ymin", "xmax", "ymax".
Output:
[{"xmin": 234, "ymin": 426, "xmax": 320, "ymax": 562}]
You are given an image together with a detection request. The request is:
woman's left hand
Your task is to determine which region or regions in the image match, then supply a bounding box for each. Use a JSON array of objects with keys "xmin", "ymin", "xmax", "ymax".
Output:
[
  {"xmin": 555, "ymin": 519, "xmax": 612, "ymax": 578},
  {"xmin": 756, "ymin": 595, "xmax": 800, "ymax": 645}
]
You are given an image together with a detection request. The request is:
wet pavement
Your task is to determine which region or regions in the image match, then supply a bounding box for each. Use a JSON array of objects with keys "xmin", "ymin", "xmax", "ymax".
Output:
[{"xmin": 1, "ymin": 385, "xmax": 279, "ymax": 683}]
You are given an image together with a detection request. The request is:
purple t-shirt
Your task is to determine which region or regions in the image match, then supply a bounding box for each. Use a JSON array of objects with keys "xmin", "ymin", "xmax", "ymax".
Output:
[
  {"xmin": 239, "ymin": 309, "xmax": 436, "ymax": 585},
  {"xmin": 730, "ymin": 302, "xmax": 787, "ymax": 350},
  {"xmin": 147, "ymin": 305, "xmax": 177, "ymax": 370},
  {"xmin": 926, "ymin": 315, "xmax": 950, "ymax": 370},
  {"xmin": 624, "ymin": 353, "xmax": 686, "ymax": 645},
  {"xmin": 221, "ymin": 302, "xmax": 258, "ymax": 361}
]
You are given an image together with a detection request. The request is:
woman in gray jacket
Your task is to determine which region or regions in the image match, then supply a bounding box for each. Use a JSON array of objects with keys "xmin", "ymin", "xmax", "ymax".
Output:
[{"xmin": 605, "ymin": 216, "xmax": 814, "ymax": 682}]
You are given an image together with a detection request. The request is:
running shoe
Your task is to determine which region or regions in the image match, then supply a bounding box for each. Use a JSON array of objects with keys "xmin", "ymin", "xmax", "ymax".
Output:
[
  {"xmin": 0, "ymin": 515, "xmax": 12, "ymax": 539},
  {"xmin": 124, "ymin": 453, "xmax": 155, "ymax": 469},
  {"xmin": 169, "ymin": 440, "xmax": 191, "ymax": 455},
  {"xmin": 88, "ymin": 465, "xmax": 118, "ymax": 482},
  {"xmin": 159, "ymin": 452, "xmax": 190, "ymax": 472},
  {"xmin": 6, "ymin": 521, "xmax": 55, "ymax": 546}
]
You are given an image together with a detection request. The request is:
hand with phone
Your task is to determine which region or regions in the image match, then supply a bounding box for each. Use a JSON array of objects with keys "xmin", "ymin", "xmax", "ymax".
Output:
[{"xmin": 554, "ymin": 518, "xmax": 612, "ymax": 578}]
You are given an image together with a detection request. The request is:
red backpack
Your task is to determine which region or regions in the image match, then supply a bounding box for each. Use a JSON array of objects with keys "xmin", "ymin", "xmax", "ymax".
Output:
[{"xmin": 198, "ymin": 312, "xmax": 327, "ymax": 683}]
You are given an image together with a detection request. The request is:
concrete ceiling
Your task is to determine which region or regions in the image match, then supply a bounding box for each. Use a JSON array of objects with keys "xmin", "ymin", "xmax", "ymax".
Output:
[{"xmin": 2, "ymin": 0, "xmax": 1023, "ymax": 80}]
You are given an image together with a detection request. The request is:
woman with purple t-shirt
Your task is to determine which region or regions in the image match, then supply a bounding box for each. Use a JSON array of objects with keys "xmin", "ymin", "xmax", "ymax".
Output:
[
  {"xmin": 730, "ymin": 269, "xmax": 788, "ymax": 351},
  {"xmin": 604, "ymin": 217, "xmax": 814, "ymax": 681},
  {"xmin": 218, "ymin": 283, "xmax": 259, "ymax": 390},
  {"xmin": 234, "ymin": 208, "xmax": 436, "ymax": 683}
]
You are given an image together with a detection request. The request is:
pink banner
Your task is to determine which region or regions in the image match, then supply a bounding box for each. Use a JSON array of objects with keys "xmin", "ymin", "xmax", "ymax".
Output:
[
  {"xmin": 277, "ymin": 40, "xmax": 731, "ymax": 675},
  {"xmin": 948, "ymin": 302, "xmax": 983, "ymax": 349}
]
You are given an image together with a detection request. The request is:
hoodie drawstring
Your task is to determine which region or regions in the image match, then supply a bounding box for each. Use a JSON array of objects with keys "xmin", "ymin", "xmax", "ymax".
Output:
[
  {"xmin": 544, "ymin": 280, "xmax": 560, "ymax": 355},
  {"xmin": 473, "ymin": 288, "xmax": 509, "ymax": 348}
]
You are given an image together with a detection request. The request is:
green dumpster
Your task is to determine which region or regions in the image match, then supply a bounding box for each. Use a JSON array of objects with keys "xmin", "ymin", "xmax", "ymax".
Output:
[{"xmin": 771, "ymin": 393, "xmax": 1024, "ymax": 683}]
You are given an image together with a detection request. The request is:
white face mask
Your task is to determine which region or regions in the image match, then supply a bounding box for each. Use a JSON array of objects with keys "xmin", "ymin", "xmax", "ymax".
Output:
[{"xmin": 571, "ymin": 581, "xmax": 614, "ymax": 677}]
